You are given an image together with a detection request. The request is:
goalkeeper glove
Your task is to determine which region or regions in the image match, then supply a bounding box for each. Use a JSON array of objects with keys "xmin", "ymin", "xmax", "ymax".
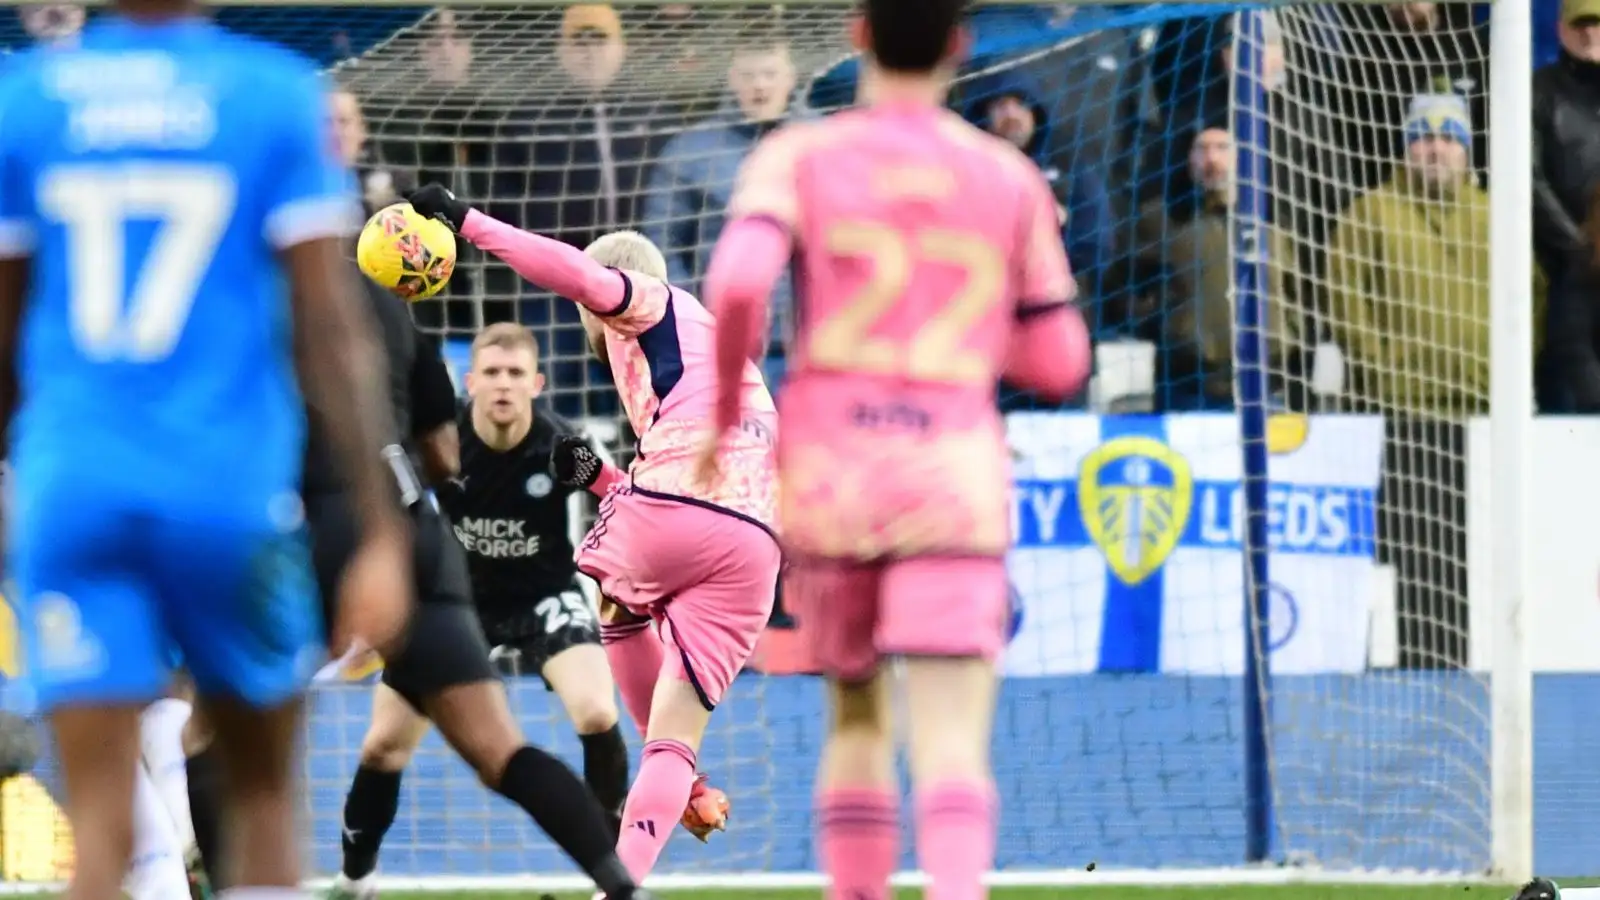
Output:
[
  {"xmin": 408, "ymin": 183, "xmax": 471, "ymax": 233},
  {"xmin": 550, "ymin": 434, "xmax": 604, "ymax": 490}
]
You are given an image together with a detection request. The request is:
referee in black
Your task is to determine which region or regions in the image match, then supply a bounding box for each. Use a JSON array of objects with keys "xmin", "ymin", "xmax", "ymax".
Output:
[
  {"xmin": 436, "ymin": 322, "xmax": 629, "ymax": 827},
  {"xmin": 183, "ymin": 272, "xmax": 651, "ymax": 900}
]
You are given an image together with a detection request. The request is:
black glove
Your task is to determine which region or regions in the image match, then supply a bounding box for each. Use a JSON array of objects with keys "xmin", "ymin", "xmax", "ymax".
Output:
[
  {"xmin": 407, "ymin": 183, "xmax": 471, "ymax": 233},
  {"xmin": 550, "ymin": 434, "xmax": 604, "ymax": 489}
]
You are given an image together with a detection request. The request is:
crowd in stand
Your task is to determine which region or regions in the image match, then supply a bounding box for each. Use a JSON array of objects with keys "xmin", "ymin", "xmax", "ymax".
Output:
[{"xmin": 13, "ymin": 0, "xmax": 1600, "ymax": 424}]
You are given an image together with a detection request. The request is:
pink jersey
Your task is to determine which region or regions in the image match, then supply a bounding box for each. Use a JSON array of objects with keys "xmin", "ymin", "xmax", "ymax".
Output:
[
  {"xmin": 720, "ymin": 104, "xmax": 1081, "ymax": 561},
  {"xmin": 458, "ymin": 210, "xmax": 778, "ymax": 531},
  {"xmin": 595, "ymin": 276, "xmax": 778, "ymax": 528}
]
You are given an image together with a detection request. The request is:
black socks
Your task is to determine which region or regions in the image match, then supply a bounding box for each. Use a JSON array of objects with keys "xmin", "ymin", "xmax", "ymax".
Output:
[
  {"xmin": 496, "ymin": 744, "xmax": 638, "ymax": 900},
  {"xmin": 185, "ymin": 746, "xmax": 225, "ymax": 892},
  {"xmin": 579, "ymin": 725, "xmax": 630, "ymax": 836},
  {"xmin": 340, "ymin": 765, "xmax": 403, "ymax": 880}
]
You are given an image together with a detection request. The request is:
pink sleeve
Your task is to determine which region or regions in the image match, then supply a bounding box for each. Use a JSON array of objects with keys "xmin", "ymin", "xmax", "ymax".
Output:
[
  {"xmin": 588, "ymin": 462, "xmax": 624, "ymax": 497},
  {"xmin": 460, "ymin": 210, "xmax": 667, "ymax": 332},
  {"xmin": 1002, "ymin": 172, "xmax": 1089, "ymax": 402},
  {"xmin": 706, "ymin": 216, "xmax": 792, "ymax": 432},
  {"xmin": 1016, "ymin": 170, "xmax": 1076, "ymax": 313},
  {"xmin": 1005, "ymin": 303, "xmax": 1091, "ymax": 403}
]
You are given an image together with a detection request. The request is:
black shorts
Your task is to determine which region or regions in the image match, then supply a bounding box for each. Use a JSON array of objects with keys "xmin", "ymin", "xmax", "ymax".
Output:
[
  {"xmin": 304, "ymin": 492, "xmax": 495, "ymax": 710},
  {"xmin": 478, "ymin": 585, "xmax": 601, "ymax": 690}
]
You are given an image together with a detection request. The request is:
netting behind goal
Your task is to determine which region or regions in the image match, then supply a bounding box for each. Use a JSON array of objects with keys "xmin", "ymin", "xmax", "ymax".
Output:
[{"xmin": 0, "ymin": 0, "xmax": 1514, "ymax": 889}]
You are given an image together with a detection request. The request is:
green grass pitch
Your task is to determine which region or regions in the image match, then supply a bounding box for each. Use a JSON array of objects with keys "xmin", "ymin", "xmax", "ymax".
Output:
[
  {"xmin": 314, "ymin": 873, "xmax": 1598, "ymax": 899},
  {"xmin": 12, "ymin": 882, "xmax": 1563, "ymax": 899}
]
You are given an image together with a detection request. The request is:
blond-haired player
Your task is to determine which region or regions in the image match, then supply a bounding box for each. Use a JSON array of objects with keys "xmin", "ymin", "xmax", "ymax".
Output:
[
  {"xmin": 697, "ymin": 1, "xmax": 1092, "ymax": 898},
  {"xmin": 409, "ymin": 183, "xmax": 778, "ymax": 883}
]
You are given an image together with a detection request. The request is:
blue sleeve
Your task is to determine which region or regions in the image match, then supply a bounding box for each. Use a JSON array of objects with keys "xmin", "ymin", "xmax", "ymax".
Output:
[
  {"xmin": 259, "ymin": 61, "xmax": 361, "ymax": 250},
  {"xmin": 0, "ymin": 75, "xmax": 35, "ymax": 259}
]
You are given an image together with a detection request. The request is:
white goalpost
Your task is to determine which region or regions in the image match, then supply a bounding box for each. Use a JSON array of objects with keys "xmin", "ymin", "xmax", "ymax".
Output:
[{"xmin": 0, "ymin": 0, "xmax": 1536, "ymax": 893}]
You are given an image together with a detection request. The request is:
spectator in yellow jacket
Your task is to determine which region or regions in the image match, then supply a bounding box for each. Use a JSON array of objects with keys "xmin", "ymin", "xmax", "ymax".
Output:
[{"xmin": 1328, "ymin": 93, "xmax": 1543, "ymax": 416}]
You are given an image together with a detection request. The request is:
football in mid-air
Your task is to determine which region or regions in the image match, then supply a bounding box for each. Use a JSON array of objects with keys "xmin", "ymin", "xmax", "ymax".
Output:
[{"xmin": 356, "ymin": 202, "xmax": 457, "ymax": 302}]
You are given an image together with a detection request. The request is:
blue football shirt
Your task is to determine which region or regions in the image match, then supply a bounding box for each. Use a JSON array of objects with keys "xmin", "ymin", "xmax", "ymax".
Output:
[{"xmin": 0, "ymin": 15, "xmax": 359, "ymax": 510}]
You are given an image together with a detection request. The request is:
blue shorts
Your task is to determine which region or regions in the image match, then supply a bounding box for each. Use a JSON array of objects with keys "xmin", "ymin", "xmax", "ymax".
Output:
[{"xmin": 8, "ymin": 483, "xmax": 323, "ymax": 713}]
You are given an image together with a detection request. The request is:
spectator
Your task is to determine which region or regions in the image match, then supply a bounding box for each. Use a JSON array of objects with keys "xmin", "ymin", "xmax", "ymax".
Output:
[
  {"xmin": 643, "ymin": 28, "xmax": 799, "ymax": 295},
  {"xmin": 1538, "ymin": 184, "xmax": 1600, "ymax": 410},
  {"xmin": 356, "ymin": 9, "xmax": 511, "ymax": 335},
  {"xmin": 1533, "ymin": 0, "xmax": 1600, "ymax": 285},
  {"xmin": 498, "ymin": 4, "xmax": 685, "ymax": 417},
  {"xmin": 1134, "ymin": 126, "xmax": 1299, "ymax": 411},
  {"xmin": 499, "ymin": 3, "xmax": 673, "ymax": 249},
  {"xmin": 1326, "ymin": 94, "xmax": 1496, "ymax": 416},
  {"xmin": 1329, "ymin": 2, "xmax": 1488, "ymax": 192},
  {"xmin": 960, "ymin": 69, "xmax": 1116, "ymax": 291},
  {"xmin": 1143, "ymin": 10, "xmax": 1348, "ymax": 252},
  {"xmin": 329, "ymin": 88, "xmax": 411, "ymax": 217}
]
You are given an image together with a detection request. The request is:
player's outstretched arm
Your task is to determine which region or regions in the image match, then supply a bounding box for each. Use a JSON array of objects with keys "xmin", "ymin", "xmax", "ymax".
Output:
[
  {"xmin": 705, "ymin": 216, "xmax": 792, "ymax": 433},
  {"xmin": 410, "ymin": 183, "xmax": 628, "ymax": 315}
]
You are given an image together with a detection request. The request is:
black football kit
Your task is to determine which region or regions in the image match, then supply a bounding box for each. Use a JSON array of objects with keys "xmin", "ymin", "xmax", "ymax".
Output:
[
  {"xmin": 436, "ymin": 404, "xmax": 601, "ymax": 683},
  {"xmin": 300, "ymin": 273, "xmax": 493, "ymax": 710}
]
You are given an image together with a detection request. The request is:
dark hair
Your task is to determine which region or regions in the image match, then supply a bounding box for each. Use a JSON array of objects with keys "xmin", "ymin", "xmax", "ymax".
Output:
[{"xmin": 864, "ymin": 0, "xmax": 965, "ymax": 73}]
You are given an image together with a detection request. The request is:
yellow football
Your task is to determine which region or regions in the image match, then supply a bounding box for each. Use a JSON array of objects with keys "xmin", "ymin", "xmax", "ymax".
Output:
[{"xmin": 356, "ymin": 202, "xmax": 457, "ymax": 302}]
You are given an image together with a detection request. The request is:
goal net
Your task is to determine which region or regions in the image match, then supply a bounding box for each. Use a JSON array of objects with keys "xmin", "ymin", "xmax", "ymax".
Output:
[{"xmin": 0, "ymin": 0, "xmax": 1531, "ymax": 892}]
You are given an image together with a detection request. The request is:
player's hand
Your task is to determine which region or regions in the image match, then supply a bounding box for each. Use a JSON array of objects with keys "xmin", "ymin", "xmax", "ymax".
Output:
[
  {"xmin": 691, "ymin": 430, "xmax": 725, "ymax": 492},
  {"xmin": 407, "ymin": 183, "xmax": 471, "ymax": 233},
  {"xmin": 332, "ymin": 522, "xmax": 413, "ymax": 658},
  {"xmin": 550, "ymin": 434, "xmax": 603, "ymax": 489}
]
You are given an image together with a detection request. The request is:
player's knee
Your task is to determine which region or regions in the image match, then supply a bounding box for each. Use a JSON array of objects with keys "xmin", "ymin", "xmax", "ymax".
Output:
[
  {"xmin": 358, "ymin": 730, "xmax": 420, "ymax": 771},
  {"xmin": 829, "ymin": 677, "xmax": 889, "ymax": 735},
  {"xmin": 565, "ymin": 690, "xmax": 619, "ymax": 736}
]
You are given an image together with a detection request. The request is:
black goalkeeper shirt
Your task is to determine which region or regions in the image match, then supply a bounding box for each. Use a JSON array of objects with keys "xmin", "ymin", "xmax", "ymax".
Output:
[
  {"xmin": 435, "ymin": 404, "xmax": 585, "ymax": 607},
  {"xmin": 301, "ymin": 274, "xmax": 456, "ymax": 502}
]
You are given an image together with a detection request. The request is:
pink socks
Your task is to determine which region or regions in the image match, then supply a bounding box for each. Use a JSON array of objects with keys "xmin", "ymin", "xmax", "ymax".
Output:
[
  {"xmin": 615, "ymin": 739, "xmax": 697, "ymax": 880},
  {"xmin": 817, "ymin": 787, "xmax": 899, "ymax": 900},
  {"xmin": 913, "ymin": 781, "xmax": 997, "ymax": 900},
  {"xmin": 601, "ymin": 619, "xmax": 664, "ymax": 732}
]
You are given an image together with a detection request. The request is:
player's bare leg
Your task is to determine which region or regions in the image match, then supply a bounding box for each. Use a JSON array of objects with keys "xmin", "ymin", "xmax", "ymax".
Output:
[
  {"xmin": 51, "ymin": 703, "xmax": 151, "ymax": 900},
  {"xmin": 423, "ymin": 679, "xmax": 647, "ymax": 900},
  {"xmin": 598, "ymin": 596, "xmax": 726, "ymax": 842},
  {"xmin": 326, "ymin": 682, "xmax": 432, "ymax": 896},
  {"xmin": 542, "ymin": 643, "xmax": 629, "ymax": 831},
  {"xmin": 813, "ymin": 673, "xmax": 899, "ymax": 900},
  {"xmin": 202, "ymin": 695, "xmax": 307, "ymax": 891},
  {"xmin": 902, "ymin": 657, "xmax": 1000, "ymax": 900}
]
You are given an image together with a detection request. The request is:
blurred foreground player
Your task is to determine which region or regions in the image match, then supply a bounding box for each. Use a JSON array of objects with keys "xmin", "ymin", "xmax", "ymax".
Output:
[
  {"xmin": 0, "ymin": 0, "xmax": 415, "ymax": 897},
  {"xmin": 699, "ymin": 1, "xmax": 1092, "ymax": 897},
  {"xmin": 315, "ymin": 281, "xmax": 652, "ymax": 900},
  {"xmin": 410, "ymin": 183, "xmax": 780, "ymax": 881}
]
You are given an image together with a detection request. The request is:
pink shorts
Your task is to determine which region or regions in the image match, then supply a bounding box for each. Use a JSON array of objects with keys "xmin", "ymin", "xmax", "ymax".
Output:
[
  {"xmin": 577, "ymin": 487, "xmax": 780, "ymax": 707},
  {"xmin": 788, "ymin": 556, "xmax": 1009, "ymax": 683}
]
